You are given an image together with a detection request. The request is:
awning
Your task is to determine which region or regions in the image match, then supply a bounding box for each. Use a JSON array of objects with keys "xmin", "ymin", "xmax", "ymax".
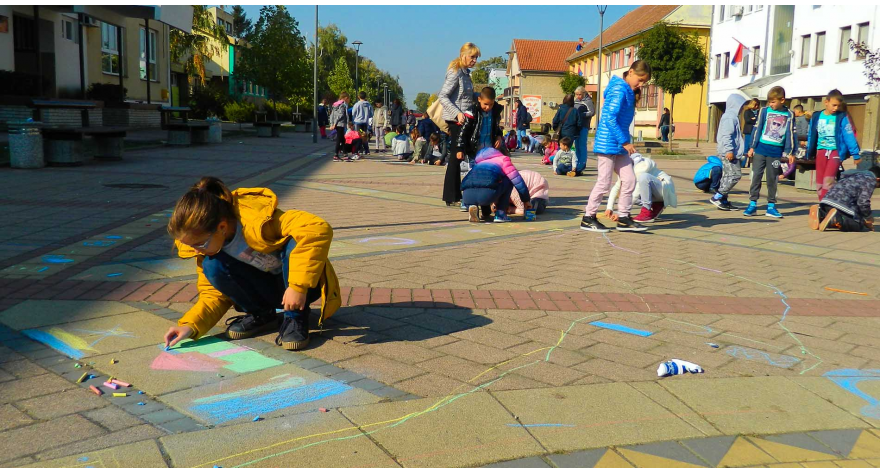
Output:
[
  {"xmin": 70, "ymin": 5, "xmax": 194, "ymax": 32},
  {"xmin": 739, "ymin": 73, "xmax": 792, "ymax": 100}
]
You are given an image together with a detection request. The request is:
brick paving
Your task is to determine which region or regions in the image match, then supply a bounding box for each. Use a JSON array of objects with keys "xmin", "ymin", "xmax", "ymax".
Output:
[{"xmin": 0, "ymin": 131, "xmax": 879, "ymax": 467}]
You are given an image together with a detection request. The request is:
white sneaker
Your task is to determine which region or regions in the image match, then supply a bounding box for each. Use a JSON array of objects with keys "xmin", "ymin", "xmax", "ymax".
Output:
[{"xmin": 350, "ymin": 154, "xmax": 360, "ymax": 161}]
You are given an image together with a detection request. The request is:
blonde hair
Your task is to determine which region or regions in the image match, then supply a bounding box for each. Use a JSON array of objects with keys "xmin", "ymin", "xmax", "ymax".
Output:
[
  {"xmin": 448, "ymin": 42, "xmax": 481, "ymax": 71},
  {"xmin": 167, "ymin": 177, "xmax": 236, "ymax": 240},
  {"xmin": 767, "ymin": 86, "xmax": 786, "ymax": 100}
]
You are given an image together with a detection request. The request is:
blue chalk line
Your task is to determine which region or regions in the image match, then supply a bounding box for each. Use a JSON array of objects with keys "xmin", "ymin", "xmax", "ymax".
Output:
[{"xmin": 589, "ymin": 321, "xmax": 653, "ymax": 337}]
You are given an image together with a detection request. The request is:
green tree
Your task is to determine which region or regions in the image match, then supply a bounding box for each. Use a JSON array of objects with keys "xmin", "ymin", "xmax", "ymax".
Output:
[
  {"xmin": 413, "ymin": 92, "xmax": 431, "ymax": 113},
  {"xmin": 235, "ymin": 6, "xmax": 309, "ymax": 120},
  {"xmin": 637, "ymin": 21, "xmax": 707, "ymax": 145},
  {"xmin": 170, "ymin": 5, "xmax": 230, "ymax": 84},
  {"xmin": 231, "ymin": 5, "xmax": 252, "ymax": 38},
  {"xmin": 427, "ymin": 93, "xmax": 438, "ymax": 108},
  {"xmin": 328, "ymin": 56, "xmax": 354, "ymax": 98},
  {"xmin": 559, "ymin": 72, "xmax": 586, "ymax": 95},
  {"xmin": 471, "ymin": 56, "xmax": 508, "ymax": 84}
]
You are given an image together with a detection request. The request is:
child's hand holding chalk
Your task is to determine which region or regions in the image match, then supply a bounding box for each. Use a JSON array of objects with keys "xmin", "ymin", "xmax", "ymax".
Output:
[{"xmin": 163, "ymin": 326, "xmax": 194, "ymax": 349}]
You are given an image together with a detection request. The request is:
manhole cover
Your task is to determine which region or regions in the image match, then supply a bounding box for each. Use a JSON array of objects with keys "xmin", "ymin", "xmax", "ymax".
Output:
[{"xmin": 103, "ymin": 183, "xmax": 168, "ymax": 189}]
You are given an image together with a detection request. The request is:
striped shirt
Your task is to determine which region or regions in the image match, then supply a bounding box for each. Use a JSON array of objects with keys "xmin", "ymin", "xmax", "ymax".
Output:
[{"xmin": 438, "ymin": 67, "xmax": 474, "ymax": 121}]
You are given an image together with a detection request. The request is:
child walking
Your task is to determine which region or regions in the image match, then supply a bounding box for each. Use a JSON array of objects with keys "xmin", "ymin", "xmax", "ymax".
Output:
[
  {"xmin": 162, "ymin": 177, "xmax": 340, "ymax": 351},
  {"xmin": 745, "ymin": 86, "xmax": 797, "ymax": 218},
  {"xmin": 807, "ymin": 89, "xmax": 862, "ymax": 200},
  {"xmin": 580, "ymin": 60, "xmax": 651, "ymax": 233},
  {"xmin": 330, "ymin": 92, "xmax": 350, "ymax": 162},
  {"xmin": 709, "ymin": 93, "xmax": 748, "ymax": 211}
]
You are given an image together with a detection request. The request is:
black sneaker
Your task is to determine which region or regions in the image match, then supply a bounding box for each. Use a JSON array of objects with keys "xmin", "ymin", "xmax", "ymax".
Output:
[
  {"xmin": 226, "ymin": 313, "xmax": 281, "ymax": 340},
  {"xmin": 275, "ymin": 310, "xmax": 311, "ymax": 351},
  {"xmin": 580, "ymin": 215, "xmax": 609, "ymax": 233},
  {"xmin": 616, "ymin": 216, "xmax": 647, "ymax": 232},
  {"xmin": 710, "ymin": 196, "xmax": 732, "ymax": 211},
  {"xmin": 722, "ymin": 198, "xmax": 739, "ymax": 210}
]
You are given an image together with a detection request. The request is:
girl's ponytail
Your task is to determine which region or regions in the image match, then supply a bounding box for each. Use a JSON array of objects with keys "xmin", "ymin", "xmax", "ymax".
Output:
[{"xmin": 167, "ymin": 177, "xmax": 236, "ymax": 239}]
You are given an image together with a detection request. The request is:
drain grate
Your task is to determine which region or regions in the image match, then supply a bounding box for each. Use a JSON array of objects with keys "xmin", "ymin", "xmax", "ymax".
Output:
[{"xmin": 103, "ymin": 183, "xmax": 169, "ymax": 189}]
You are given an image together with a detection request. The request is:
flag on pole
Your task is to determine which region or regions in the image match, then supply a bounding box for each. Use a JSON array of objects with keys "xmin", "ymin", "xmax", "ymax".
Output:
[
  {"xmin": 731, "ymin": 42, "xmax": 744, "ymax": 66},
  {"xmin": 577, "ymin": 65, "xmax": 583, "ymax": 76}
]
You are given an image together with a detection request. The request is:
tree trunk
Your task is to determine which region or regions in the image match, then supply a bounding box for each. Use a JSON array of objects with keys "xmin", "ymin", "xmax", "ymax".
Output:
[{"xmin": 668, "ymin": 94, "xmax": 676, "ymax": 152}]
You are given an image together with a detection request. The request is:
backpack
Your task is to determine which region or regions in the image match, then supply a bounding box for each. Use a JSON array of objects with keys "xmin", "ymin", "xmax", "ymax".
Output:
[{"xmin": 525, "ymin": 112, "xmax": 533, "ymax": 124}]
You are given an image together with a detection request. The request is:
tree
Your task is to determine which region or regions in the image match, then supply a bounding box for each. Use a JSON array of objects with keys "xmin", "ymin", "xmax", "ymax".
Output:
[
  {"xmin": 413, "ymin": 93, "xmax": 431, "ymax": 113},
  {"xmin": 170, "ymin": 5, "xmax": 230, "ymax": 84},
  {"xmin": 328, "ymin": 56, "xmax": 354, "ymax": 98},
  {"xmin": 637, "ymin": 21, "xmax": 707, "ymax": 146},
  {"xmin": 470, "ymin": 56, "xmax": 508, "ymax": 85},
  {"xmin": 849, "ymin": 40, "xmax": 880, "ymax": 90},
  {"xmin": 427, "ymin": 93, "xmax": 438, "ymax": 108},
  {"xmin": 235, "ymin": 6, "xmax": 309, "ymax": 120},
  {"xmin": 231, "ymin": 5, "xmax": 252, "ymax": 38},
  {"xmin": 559, "ymin": 72, "xmax": 586, "ymax": 95}
]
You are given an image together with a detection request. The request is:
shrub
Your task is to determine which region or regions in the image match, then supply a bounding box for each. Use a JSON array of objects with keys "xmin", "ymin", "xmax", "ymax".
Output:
[
  {"xmin": 86, "ymin": 82, "xmax": 127, "ymax": 103},
  {"xmin": 264, "ymin": 101, "xmax": 292, "ymax": 121},
  {"xmin": 189, "ymin": 81, "xmax": 229, "ymax": 119},
  {"xmin": 224, "ymin": 101, "xmax": 255, "ymax": 126}
]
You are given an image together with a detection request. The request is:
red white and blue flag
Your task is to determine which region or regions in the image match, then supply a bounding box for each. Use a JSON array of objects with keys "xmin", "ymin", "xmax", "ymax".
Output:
[{"xmin": 730, "ymin": 42, "xmax": 744, "ymax": 66}]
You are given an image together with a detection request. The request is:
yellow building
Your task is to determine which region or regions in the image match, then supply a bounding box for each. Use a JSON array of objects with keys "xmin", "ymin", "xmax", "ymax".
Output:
[{"xmin": 566, "ymin": 5, "xmax": 712, "ymax": 141}]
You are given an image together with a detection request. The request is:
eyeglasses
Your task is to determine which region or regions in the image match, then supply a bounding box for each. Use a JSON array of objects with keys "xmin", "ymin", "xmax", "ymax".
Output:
[{"xmin": 191, "ymin": 230, "xmax": 218, "ymax": 251}]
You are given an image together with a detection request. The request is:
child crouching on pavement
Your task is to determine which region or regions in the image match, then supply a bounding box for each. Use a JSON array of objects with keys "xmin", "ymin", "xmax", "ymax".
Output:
[
  {"xmin": 163, "ymin": 177, "xmax": 340, "ymax": 351},
  {"xmin": 462, "ymin": 148, "xmax": 531, "ymax": 223},
  {"xmin": 694, "ymin": 156, "xmax": 724, "ymax": 194},
  {"xmin": 426, "ymin": 133, "xmax": 448, "ymax": 166},
  {"xmin": 411, "ymin": 129, "xmax": 427, "ymax": 164},
  {"xmin": 392, "ymin": 125, "xmax": 413, "ymax": 161},
  {"xmin": 343, "ymin": 122, "xmax": 362, "ymax": 161},
  {"xmin": 809, "ymin": 169, "xmax": 877, "ymax": 232},
  {"xmin": 508, "ymin": 169, "xmax": 549, "ymax": 216},
  {"xmin": 606, "ymin": 154, "xmax": 677, "ymax": 223},
  {"xmin": 553, "ymin": 137, "xmax": 577, "ymax": 176}
]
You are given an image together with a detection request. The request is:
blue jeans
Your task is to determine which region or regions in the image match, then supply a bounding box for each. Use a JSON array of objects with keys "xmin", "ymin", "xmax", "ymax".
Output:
[
  {"xmin": 202, "ymin": 239, "xmax": 322, "ymax": 320},
  {"xmin": 695, "ymin": 166, "xmax": 723, "ymax": 193},
  {"xmin": 462, "ymin": 179, "xmax": 514, "ymax": 217},
  {"xmin": 660, "ymin": 125, "xmax": 670, "ymax": 142},
  {"xmin": 517, "ymin": 129, "xmax": 528, "ymax": 148},
  {"xmin": 556, "ymin": 162, "xmax": 573, "ymax": 175},
  {"xmin": 575, "ymin": 131, "xmax": 588, "ymax": 173}
]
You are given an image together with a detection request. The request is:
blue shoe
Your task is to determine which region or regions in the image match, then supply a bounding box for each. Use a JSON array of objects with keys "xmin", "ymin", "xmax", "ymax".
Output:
[
  {"xmin": 743, "ymin": 202, "xmax": 757, "ymax": 217},
  {"xmin": 460, "ymin": 203, "xmax": 469, "ymax": 212},
  {"xmin": 494, "ymin": 210, "xmax": 512, "ymax": 223},
  {"xmin": 766, "ymin": 204, "xmax": 783, "ymax": 218}
]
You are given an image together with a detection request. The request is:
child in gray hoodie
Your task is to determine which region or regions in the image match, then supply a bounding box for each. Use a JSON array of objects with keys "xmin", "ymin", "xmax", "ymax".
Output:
[{"xmin": 710, "ymin": 93, "xmax": 748, "ymax": 211}]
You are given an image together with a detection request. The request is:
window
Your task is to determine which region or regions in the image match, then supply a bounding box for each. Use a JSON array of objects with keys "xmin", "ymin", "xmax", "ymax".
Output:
[
  {"xmin": 839, "ymin": 26, "xmax": 851, "ymax": 62},
  {"xmin": 815, "ymin": 32, "xmax": 825, "ymax": 65},
  {"xmin": 101, "ymin": 22, "xmax": 121, "ymax": 75},
  {"xmin": 624, "ymin": 47, "xmax": 631, "ymax": 65},
  {"xmin": 723, "ymin": 52, "xmax": 730, "ymax": 78},
  {"xmin": 638, "ymin": 85, "xmax": 648, "ymax": 108},
  {"xmin": 800, "ymin": 35, "xmax": 811, "ymax": 67},
  {"xmin": 648, "ymin": 84, "xmax": 658, "ymax": 109},
  {"xmin": 61, "ymin": 18, "xmax": 76, "ymax": 42},
  {"xmin": 225, "ymin": 20, "xmax": 232, "ymax": 34},
  {"xmin": 742, "ymin": 47, "xmax": 750, "ymax": 75},
  {"xmin": 139, "ymin": 27, "xmax": 158, "ymax": 81},
  {"xmin": 756, "ymin": 4, "xmax": 763, "ymax": 10},
  {"xmin": 719, "ymin": 5, "xmax": 725, "ymax": 21},
  {"xmin": 612, "ymin": 50, "xmax": 618, "ymax": 69},
  {"xmin": 857, "ymin": 22, "xmax": 870, "ymax": 59},
  {"xmin": 752, "ymin": 46, "xmax": 761, "ymax": 74},
  {"xmin": 715, "ymin": 54, "xmax": 721, "ymax": 79},
  {"xmin": 747, "ymin": 5, "xmax": 753, "ymax": 12},
  {"xmin": 606, "ymin": 54, "xmax": 611, "ymax": 71},
  {"xmin": 13, "ymin": 15, "xmax": 36, "ymax": 52}
]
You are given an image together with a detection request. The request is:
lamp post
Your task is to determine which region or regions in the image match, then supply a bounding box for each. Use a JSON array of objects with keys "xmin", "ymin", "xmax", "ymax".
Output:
[
  {"xmin": 312, "ymin": 6, "xmax": 318, "ymax": 144},
  {"xmin": 506, "ymin": 49, "xmax": 515, "ymax": 129},
  {"xmin": 352, "ymin": 40, "xmax": 362, "ymax": 96},
  {"xmin": 596, "ymin": 5, "xmax": 607, "ymax": 118}
]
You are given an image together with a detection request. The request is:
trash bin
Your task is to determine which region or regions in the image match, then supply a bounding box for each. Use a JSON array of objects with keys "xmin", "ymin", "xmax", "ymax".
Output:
[
  {"xmin": 207, "ymin": 118, "xmax": 222, "ymax": 144},
  {"xmin": 8, "ymin": 121, "xmax": 44, "ymax": 169}
]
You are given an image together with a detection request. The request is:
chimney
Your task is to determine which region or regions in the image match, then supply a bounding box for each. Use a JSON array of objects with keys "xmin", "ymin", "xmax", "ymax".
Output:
[{"xmin": 578, "ymin": 37, "xmax": 583, "ymax": 43}]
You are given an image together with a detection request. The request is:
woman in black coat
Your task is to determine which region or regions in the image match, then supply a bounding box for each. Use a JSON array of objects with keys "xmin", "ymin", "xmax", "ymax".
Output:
[
  {"xmin": 551, "ymin": 94, "xmax": 583, "ymax": 143},
  {"xmin": 390, "ymin": 99, "xmax": 404, "ymax": 128}
]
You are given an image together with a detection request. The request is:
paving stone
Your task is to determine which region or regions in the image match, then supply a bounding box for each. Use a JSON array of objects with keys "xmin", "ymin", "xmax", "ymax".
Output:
[
  {"xmin": 621, "ymin": 440, "xmax": 710, "ymax": 467},
  {"xmin": 0, "ymin": 300, "xmax": 141, "ymax": 330},
  {"xmin": 679, "ymin": 436, "xmax": 738, "ymax": 467},
  {"xmin": 329, "ymin": 370, "xmax": 366, "ymax": 384},
  {"xmin": 337, "ymin": 354, "xmax": 426, "ymax": 385},
  {"xmin": 23, "ymin": 439, "xmax": 167, "ymax": 468},
  {"xmin": 15, "ymin": 387, "xmax": 109, "ymax": 419},
  {"xmin": 157, "ymin": 417, "xmax": 207, "ymax": 434},
  {"xmin": 0, "ymin": 403, "xmax": 33, "ymax": 431},
  {"xmin": 311, "ymin": 363, "xmax": 345, "ymax": 377},
  {"xmin": 295, "ymin": 357, "xmax": 331, "ymax": 370},
  {"xmin": 82, "ymin": 406, "xmax": 146, "ymax": 431},
  {"xmin": 348, "ymin": 378, "xmax": 387, "ymax": 392},
  {"xmin": 547, "ymin": 448, "xmax": 608, "ymax": 468},
  {"xmin": 0, "ymin": 358, "xmax": 47, "ymax": 378},
  {"xmin": 0, "ymin": 414, "xmax": 106, "ymax": 463},
  {"xmin": 807, "ymin": 429, "xmax": 865, "ymax": 457},
  {"xmin": 33, "ymin": 425, "xmax": 166, "ymax": 463},
  {"xmin": 121, "ymin": 400, "xmax": 166, "ymax": 416},
  {"xmin": 139, "ymin": 408, "xmax": 188, "ymax": 425},
  {"xmin": 0, "ymin": 373, "xmax": 71, "ymax": 402},
  {"xmin": 482, "ymin": 456, "xmax": 551, "ymax": 468}
]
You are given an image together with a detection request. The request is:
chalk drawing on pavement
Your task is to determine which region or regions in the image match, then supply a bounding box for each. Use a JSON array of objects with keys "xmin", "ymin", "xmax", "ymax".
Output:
[
  {"xmin": 356, "ymin": 237, "xmax": 418, "ymax": 246},
  {"xmin": 823, "ymin": 368, "xmax": 880, "ymax": 419},
  {"xmin": 725, "ymin": 345, "xmax": 801, "ymax": 368},
  {"xmin": 21, "ymin": 325, "xmax": 135, "ymax": 359},
  {"xmin": 152, "ymin": 337, "xmax": 282, "ymax": 374}
]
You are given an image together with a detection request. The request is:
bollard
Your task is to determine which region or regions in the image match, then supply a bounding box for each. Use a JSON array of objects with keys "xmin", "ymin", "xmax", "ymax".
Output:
[
  {"xmin": 207, "ymin": 119, "xmax": 223, "ymax": 144},
  {"xmin": 8, "ymin": 121, "xmax": 44, "ymax": 169}
]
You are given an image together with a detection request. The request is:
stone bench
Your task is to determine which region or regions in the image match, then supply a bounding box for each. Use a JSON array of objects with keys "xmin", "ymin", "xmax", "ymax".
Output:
[
  {"xmin": 41, "ymin": 126, "xmax": 128, "ymax": 165},
  {"xmin": 166, "ymin": 121, "xmax": 210, "ymax": 146},
  {"xmin": 255, "ymin": 121, "xmax": 284, "ymax": 138}
]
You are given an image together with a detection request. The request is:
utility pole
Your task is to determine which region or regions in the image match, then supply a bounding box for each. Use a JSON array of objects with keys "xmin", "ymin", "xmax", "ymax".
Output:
[
  {"xmin": 352, "ymin": 40, "xmax": 362, "ymax": 96},
  {"xmin": 596, "ymin": 5, "xmax": 607, "ymax": 119},
  {"xmin": 312, "ymin": 6, "xmax": 318, "ymax": 143}
]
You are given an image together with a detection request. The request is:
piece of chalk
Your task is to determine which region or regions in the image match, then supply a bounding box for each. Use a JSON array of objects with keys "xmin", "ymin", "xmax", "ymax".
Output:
[
  {"xmin": 706, "ymin": 342, "xmax": 720, "ymax": 348},
  {"xmin": 138, "ymin": 391, "xmax": 144, "ymax": 394},
  {"xmin": 111, "ymin": 379, "xmax": 131, "ymax": 387},
  {"xmin": 89, "ymin": 385, "xmax": 103, "ymax": 396},
  {"xmin": 112, "ymin": 393, "xmax": 127, "ymax": 397},
  {"xmin": 252, "ymin": 416, "xmax": 261, "ymax": 422},
  {"xmin": 103, "ymin": 382, "xmax": 118, "ymax": 390},
  {"xmin": 318, "ymin": 407, "xmax": 329, "ymax": 413},
  {"xmin": 76, "ymin": 372, "xmax": 89, "ymax": 384},
  {"xmin": 74, "ymin": 363, "xmax": 82, "ymax": 368},
  {"xmin": 109, "ymin": 359, "xmax": 117, "ymax": 364},
  {"xmin": 137, "ymin": 402, "xmax": 146, "ymax": 405}
]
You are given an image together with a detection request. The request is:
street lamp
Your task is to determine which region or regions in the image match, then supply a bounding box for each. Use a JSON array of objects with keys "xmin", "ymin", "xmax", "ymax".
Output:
[
  {"xmin": 596, "ymin": 5, "xmax": 607, "ymax": 119},
  {"xmin": 352, "ymin": 40, "xmax": 363, "ymax": 96},
  {"xmin": 506, "ymin": 49, "xmax": 515, "ymax": 129},
  {"xmin": 312, "ymin": 6, "xmax": 318, "ymax": 144}
]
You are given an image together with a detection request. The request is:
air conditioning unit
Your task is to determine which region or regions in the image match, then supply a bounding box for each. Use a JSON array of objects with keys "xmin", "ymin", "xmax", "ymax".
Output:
[
  {"xmin": 82, "ymin": 16, "xmax": 100, "ymax": 28},
  {"xmin": 732, "ymin": 6, "xmax": 744, "ymax": 16},
  {"xmin": 549, "ymin": 101, "xmax": 557, "ymax": 108}
]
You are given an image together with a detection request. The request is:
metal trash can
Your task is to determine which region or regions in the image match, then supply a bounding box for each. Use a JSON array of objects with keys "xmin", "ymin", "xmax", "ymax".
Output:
[
  {"xmin": 8, "ymin": 121, "xmax": 44, "ymax": 169},
  {"xmin": 207, "ymin": 119, "xmax": 222, "ymax": 144}
]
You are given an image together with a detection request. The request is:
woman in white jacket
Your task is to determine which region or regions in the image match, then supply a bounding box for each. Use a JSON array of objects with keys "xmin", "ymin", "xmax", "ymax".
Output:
[{"xmin": 605, "ymin": 154, "xmax": 676, "ymax": 223}]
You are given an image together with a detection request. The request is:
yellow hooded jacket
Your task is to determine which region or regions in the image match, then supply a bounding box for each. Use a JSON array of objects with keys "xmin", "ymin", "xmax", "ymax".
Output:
[{"xmin": 174, "ymin": 187, "xmax": 341, "ymax": 339}]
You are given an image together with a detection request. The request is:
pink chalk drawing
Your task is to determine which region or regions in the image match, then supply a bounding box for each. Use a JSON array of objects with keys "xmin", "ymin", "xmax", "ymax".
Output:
[
  {"xmin": 150, "ymin": 351, "xmax": 229, "ymax": 372},
  {"xmin": 207, "ymin": 346, "xmax": 251, "ymax": 358}
]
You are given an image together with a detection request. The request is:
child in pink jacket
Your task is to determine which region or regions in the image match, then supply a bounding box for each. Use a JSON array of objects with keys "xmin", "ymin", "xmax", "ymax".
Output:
[
  {"xmin": 462, "ymin": 147, "xmax": 531, "ymax": 223},
  {"xmin": 509, "ymin": 169, "xmax": 549, "ymax": 216}
]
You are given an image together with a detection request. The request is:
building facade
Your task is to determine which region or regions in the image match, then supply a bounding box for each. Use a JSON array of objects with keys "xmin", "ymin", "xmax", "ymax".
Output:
[
  {"xmin": 503, "ymin": 39, "xmax": 579, "ymax": 128},
  {"xmin": 566, "ymin": 5, "xmax": 712, "ymax": 141},
  {"xmin": 708, "ymin": 5, "xmax": 878, "ymax": 146}
]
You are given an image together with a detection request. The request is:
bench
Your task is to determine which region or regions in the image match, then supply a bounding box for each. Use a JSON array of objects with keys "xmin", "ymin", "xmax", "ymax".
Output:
[
  {"xmin": 254, "ymin": 121, "xmax": 284, "ymax": 138},
  {"xmin": 160, "ymin": 106, "xmax": 214, "ymax": 145},
  {"xmin": 31, "ymin": 99, "xmax": 127, "ymax": 164}
]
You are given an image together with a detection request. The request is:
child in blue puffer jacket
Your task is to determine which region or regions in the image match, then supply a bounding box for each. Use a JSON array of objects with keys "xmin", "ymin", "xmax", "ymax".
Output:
[
  {"xmin": 694, "ymin": 156, "xmax": 724, "ymax": 194},
  {"xmin": 462, "ymin": 148, "xmax": 531, "ymax": 223},
  {"xmin": 581, "ymin": 60, "xmax": 652, "ymax": 233}
]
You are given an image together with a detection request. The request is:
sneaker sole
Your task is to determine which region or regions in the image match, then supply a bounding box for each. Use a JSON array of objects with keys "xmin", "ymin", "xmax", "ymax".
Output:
[
  {"xmin": 809, "ymin": 204, "xmax": 820, "ymax": 230},
  {"xmin": 819, "ymin": 208, "xmax": 837, "ymax": 231},
  {"xmin": 579, "ymin": 224, "xmax": 609, "ymax": 233},
  {"xmin": 711, "ymin": 200, "xmax": 730, "ymax": 211},
  {"xmin": 281, "ymin": 335, "xmax": 310, "ymax": 351},
  {"xmin": 617, "ymin": 226, "xmax": 648, "ymax": 232},
  {"xmin": 743, "ymin": 210, "xmax": 757, "ymax": 216},
  {"xmin": 468, "ymin": 206, "xmax": 479, "ymax": 223},
  {"xmin": 765, "ymin": 212, "xmax": 783, "ymax": 219},
  {"xmin": 227, "ymin": 320, "xmax": 280, "ymax": 340},
  {"xmin": 633, "ymin": 218, "xmax": 654, "ymax": 223}
]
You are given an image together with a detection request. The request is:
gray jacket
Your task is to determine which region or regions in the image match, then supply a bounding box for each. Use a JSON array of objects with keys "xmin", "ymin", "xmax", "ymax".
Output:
[
  {"xmin": 438, "ymin": 67, "xmax": 474, "ymax": 121},
  {"xmin": 716, "ymin": 94, "xmax": 747, "ymax": 158},
  {"xmin": 574, "ymin": 97, "xmax": 596, "ymax": 131}
]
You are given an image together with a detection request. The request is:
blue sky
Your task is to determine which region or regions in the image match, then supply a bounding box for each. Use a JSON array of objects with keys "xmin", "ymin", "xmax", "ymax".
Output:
[{"xmin": 241, "ymin": 5, "xmax": 635, "ymax": 102}]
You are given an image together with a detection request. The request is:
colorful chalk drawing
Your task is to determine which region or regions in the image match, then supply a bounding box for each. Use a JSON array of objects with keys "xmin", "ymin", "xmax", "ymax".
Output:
[
  {"xmin": 189, "ymin": 374, "xmax": 351, "ymax": 424},
  {"xmin": 589, "ymin": 321, "xmax": 653, "ymax": 337},
  {"xmin": 725, "ymin": 345, "xmax": 801, "ymax": 368},
  {"xmin": 506, "ymin": 423, "xmax": 576, "ymax": 428},
  {"xmin": 823, "ymin": 369, "xmax": 880, "ymax": 419},
  {"xmin": 21, "ymin": 325, "xmax": 135, "ymax": 359},
  {"xmin": 41, "ymin": 255, "xmax": 74, "ymax": 264},
  {"xmin": 152, "ymin": 337, "xmax": 282, "ymax": 374},
  {"xmin": 356, "ymin": 237, "xmax": 417, "ymax": 246}
]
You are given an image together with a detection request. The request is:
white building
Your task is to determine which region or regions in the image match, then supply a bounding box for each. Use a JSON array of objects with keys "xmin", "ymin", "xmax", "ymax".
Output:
[{"xmin": 708, "ymin": 5, "xmax": 879, "ymax": 142}]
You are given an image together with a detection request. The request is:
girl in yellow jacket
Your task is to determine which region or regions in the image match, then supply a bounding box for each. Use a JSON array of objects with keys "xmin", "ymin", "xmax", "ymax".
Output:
[{"xmin": 163, "ymin": 177, "xmax": 341, "ymax": 351}]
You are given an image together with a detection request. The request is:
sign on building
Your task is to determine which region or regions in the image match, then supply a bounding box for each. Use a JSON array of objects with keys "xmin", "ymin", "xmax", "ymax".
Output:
[{"xmin": 522, "ymin": 95, "xmax": 542, "ymax": 123}]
